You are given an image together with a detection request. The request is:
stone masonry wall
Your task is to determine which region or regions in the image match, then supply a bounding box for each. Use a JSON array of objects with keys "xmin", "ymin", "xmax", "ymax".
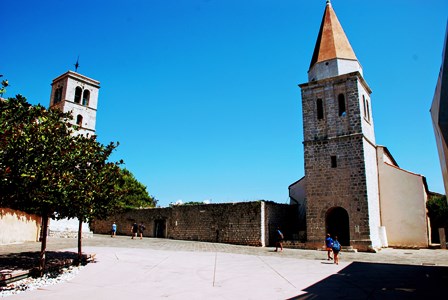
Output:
[
  {"xmin": 91, "ymin": 201, "xmax": 292, "ymax": 247},
  {"xmin": 300, "ymin": 72, "xmax": 377, "ymax": 251},
  {"xmin": 265, "ymin": 202, "xmax": 300, "ymax": 245}
]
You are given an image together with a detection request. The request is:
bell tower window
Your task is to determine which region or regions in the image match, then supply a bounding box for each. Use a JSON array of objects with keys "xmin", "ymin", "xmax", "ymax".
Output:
[
  {"xmin": 76, "ymin": 115, "xmax": 83, "ymax": 127},
  {"xmin": 82, "ymin": 90, "xmax": 90, "ymax": 106},
  {"xmin": 366, "ymin": 100, "xmax": 371, "ymax": 122},
  {"xmin": 317, "ymin": 98, "xmax": 324, "ymax": 120},
  {"xmin": 53, "ymin": 87, "xmax": 63, "ymax": 104},
  {"xmin": 363, "ymin": 95, "xmax": 371, "ymax": 122},
  {"xmin": 331, "ymin": 156, "xmax": 337, "ymax": 168},
  {"xmin": 338, "ymin": 94, "xmax": 346, "ymax": 116},
  {"xmin": 74, "ymin": 87, "xmax": 82, "ymax": 104}
]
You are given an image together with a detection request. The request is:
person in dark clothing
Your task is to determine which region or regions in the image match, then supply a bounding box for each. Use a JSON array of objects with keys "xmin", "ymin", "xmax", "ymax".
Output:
[
  {"xmin": 138, "ymin": 222, "xmax": 146, "ymax": 239},
  {"xmin": 131, "ymin": 222, "xmax": 138, "ymax": 239},
  {"xmin": 275, "ymin": 227, "xmax": 284, "ymax": 252}
]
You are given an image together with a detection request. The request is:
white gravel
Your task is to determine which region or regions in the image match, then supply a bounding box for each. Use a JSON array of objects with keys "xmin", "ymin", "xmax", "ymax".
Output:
[{"xmin": 0, "ymin": 265, "xmax": 84, "ymax": 298}]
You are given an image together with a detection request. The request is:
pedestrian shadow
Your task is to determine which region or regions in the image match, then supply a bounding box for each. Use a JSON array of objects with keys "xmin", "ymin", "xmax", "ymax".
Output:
[{"xmin": 287, "ymin": 261, "xmax": 448, "ymax": 299}]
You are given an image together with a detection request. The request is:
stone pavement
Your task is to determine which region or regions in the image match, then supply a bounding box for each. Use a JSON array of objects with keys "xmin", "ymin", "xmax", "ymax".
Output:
[{"xmin": 1, "ymin": 235, "xmax": 448, "ymax": 299}]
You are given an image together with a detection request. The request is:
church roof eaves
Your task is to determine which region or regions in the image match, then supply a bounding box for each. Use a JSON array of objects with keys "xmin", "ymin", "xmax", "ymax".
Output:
[
  {"xmin": 377, "ymin": 145, "xmax": 399, "ymax": 167},
  {"xmin": 288, "ymin": 176, "xmax": 306, "ymax": 189},
  {"xmin": 299, "ymin": 71, "xmax": 371, "ymax": 93},
  {"xmin": 52, "ymin": 71, "xmax": 100, "ymax": 88}
]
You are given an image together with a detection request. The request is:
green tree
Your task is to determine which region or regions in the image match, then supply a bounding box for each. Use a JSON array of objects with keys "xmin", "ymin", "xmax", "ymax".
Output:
[
  {"xmin": 0, "ymin": 75, "xmax": 8, "ymax": 97},
  {"xmin": 118, "ymin": 168, "xmax": 157, "ymax": 209},
  {"xmin": 427, "ymin": 195, "xmax": 448, "ymax": 228},
  {"xmin": 64, "ymin": 134, "xmax": 124, "ymax": 262},
  {"xmin": 0, "ymin": 95, "xmax": 76, "ymax": 273},
  {"xmin": 0, "ymin": 95, "xmax": 127, "ymax": 271}
]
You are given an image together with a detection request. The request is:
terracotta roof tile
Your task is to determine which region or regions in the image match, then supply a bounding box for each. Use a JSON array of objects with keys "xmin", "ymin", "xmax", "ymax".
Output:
[{"xmin": 309, "ymin": 1, "xmax": 357, "ymax": 69}]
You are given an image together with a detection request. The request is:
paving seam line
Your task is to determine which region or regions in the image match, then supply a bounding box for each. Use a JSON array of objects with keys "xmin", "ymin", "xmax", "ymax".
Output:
[
  {"xmin": 213, "ymin": 252, "xmax": 218, "ymax": 287},
  {"xmin": 257, "ymin": 256, "xmax": 297, "ymax": 289}
]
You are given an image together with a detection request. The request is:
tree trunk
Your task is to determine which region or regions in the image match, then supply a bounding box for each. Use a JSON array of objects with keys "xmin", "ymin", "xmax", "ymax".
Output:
[
  {"xmin": 39, "ymin": 215, "xmax": 49, "ymax": 276},
  {"xmin": 77, "ymin": 219, "xmax": 83, "ymax": 264}
]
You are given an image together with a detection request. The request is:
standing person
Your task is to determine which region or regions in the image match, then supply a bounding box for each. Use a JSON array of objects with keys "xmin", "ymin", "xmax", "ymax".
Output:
[
  {"xmin": 325, "ymin": 233, "xmax": 334, "ymax": 260},
  {"xmin": 275, "ymin": 227, "xmax": 284, "ymax": 252},
  {"xmin": 111, "ymin": 222, "xmax": 117, "ymax": 238},
  {"xmin": 332, "ymin": 236, "xmax": 341, "ymax": 265},
  {"xmin": 131, "ymin": 222, "xmax": 138, "ymax": 239},
  {"xmin": 139, "ymin": 222, "xmax": 146, "ymax": 239}
]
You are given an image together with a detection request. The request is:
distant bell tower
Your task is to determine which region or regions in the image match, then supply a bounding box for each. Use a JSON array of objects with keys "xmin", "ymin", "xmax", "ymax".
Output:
[
  {"xmin": 300, "ymin": 1, "xmax": 381, "ymax": 251},
  {"xmin": 49, "ymin": 70, "xmax": 100, "ymax": 136}
]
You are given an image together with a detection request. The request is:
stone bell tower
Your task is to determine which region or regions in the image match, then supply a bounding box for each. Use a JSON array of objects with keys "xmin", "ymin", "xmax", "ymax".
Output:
[
  {"xmin": 300, "ymin": 0, "xmax": 381, "ymax": 251},
  {"xmin": 47, "ymin": 70, "xmax": 100, "ymax": 238},
  {"xmin": 49, "ymin": 70, "xmax": 100, "ymax": 136}
]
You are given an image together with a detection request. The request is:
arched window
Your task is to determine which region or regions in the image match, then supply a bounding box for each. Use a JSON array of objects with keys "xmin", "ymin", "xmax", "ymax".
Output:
[
  {"xmin": 74, "ymin": 87, "xmax": 82, "ymax": 104},
  {"xmin": 316, "ymin": 98, "xmax": 324, "ymax": 120},
  {"xmin": 53, "ymin": 87, "xmax": 63, "ymax": 104},
  {"xmin": 338, "ymin": 94, "xmax": 346, "ymax": 116},
  {"xmin": 82, "ymin": 90, "xmax": 90, "ymax": 106},
  {"xmin": 362, "ymin": 95, "xmax": 367, "ymax": 118},
  {"xmin": 76, "ymin": 115, "xmax": 83, "ymax": 127},
  {"xmin": 366, "ymin": 100, "xmax": 370, "ymax": 122}
]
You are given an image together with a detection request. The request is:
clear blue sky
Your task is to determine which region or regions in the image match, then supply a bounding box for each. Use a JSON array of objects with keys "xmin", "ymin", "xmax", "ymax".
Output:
[{"xmin": 3, "ymin": 0, "xmax": 447, "ymax": 207}]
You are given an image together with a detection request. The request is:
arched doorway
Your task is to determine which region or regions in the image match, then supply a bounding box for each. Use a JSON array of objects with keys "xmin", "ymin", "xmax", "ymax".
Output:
[{"xmin": 326, "ymin": 207, "xmax": 350, "ymax": 246}]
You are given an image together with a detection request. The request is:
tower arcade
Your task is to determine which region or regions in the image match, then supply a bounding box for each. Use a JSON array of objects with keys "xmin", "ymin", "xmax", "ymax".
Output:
[{"xmin": 49, "ymin": 71, "xmax": 100, "ymax": 136}]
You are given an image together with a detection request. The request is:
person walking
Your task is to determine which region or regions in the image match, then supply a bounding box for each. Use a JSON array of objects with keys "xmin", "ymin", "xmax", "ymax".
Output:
[
  {"xmin": 325, "ymin": 233, "xmax": 334, "ymax": 260},
  {"xmin": 138, "ymin": 222, "xmax": 146, "ymax": 239},
  {"xmin": 332, "ymin": 236, "xmax": 341, "ymax": 265},
  {"xmin": 275, "ymin": 227, "xmax": 284, "ymax": 252},
  {"xmin": 111, "ymin": 222, "xmax": 117, "ymax": 238},
  {"xmin": 131, "ymin": 222, "xmax": 138, "ymax": 239}
]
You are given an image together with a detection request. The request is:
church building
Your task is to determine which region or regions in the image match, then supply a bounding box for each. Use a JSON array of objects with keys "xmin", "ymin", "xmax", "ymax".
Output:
[{"xmin": 289, "ymin": 1, "xmax": 431, "ymax": 251}]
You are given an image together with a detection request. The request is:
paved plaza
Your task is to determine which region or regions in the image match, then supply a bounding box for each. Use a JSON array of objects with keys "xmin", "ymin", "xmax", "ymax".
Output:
[{"xmin": 1, "ymin": 235, "xmax": 448, "ymax": 299}]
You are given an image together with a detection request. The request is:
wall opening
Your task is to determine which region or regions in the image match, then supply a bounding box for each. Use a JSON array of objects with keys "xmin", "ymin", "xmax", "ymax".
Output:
[
  {"xmin": 74, "ymin": 87, "xmax": 82, "ymax": 104},
  {"xmin": 82, "ymin": 90, "xmax": 90, "ymax": 106},
  {"xmin": 54, "ymin": 87, "xmax": 63, "ymax": 104},
  {"xmin": 154, "ymin": 219, "xmax": 166, "ymax": 238},
  {"xmin": 326, "ymin": 206, "xmax": 350, "ymax": 246},
  {"xmin": 76, "ymin": 115, "xmax": 83, "ymax": 127},
  {"xmin": 338, "ymin": 93, "xmax": 346, "ymax": 116},
  {"xmin": 331, "ymin": 156, "xmax": 337, "ymax": 168},
  {"xmin": 316, "ymin": 98, "xmax": 324, "ymax": 120}
]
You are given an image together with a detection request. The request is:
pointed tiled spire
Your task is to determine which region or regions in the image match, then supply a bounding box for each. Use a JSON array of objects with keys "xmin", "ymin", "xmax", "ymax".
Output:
[
  {"xmin": 307, "ymin": 1, "xmax": 362, "ymax": 81},
  {"xmin": 309, "ymin": 0, "xmax": 357, "ymax": 69}
]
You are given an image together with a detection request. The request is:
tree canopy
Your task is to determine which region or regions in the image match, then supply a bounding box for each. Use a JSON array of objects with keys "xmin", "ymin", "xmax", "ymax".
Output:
[
  {"xmin": 427, "ymin": 194, "xmax": 448, "ymax": 229},
  {"xmin": 0, "ymin": 94, "xmax": 155, "ymax": 271},
  {"xmin": 118, "ymin": 168, "xmax": 157, "ymax": 209}
]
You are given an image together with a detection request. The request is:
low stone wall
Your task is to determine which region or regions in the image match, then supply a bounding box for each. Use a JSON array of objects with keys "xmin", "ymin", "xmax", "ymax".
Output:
[
  {"xmin": 92, "ymin": 201, "xmax": 294, "ymax": 247},
  {"xmin": 0, "ymin": 208, "xmax": 41, "ymax": 245},
  {"xmin": 48, "ymin": 218, "xmax": 93, "ymax": 239}
]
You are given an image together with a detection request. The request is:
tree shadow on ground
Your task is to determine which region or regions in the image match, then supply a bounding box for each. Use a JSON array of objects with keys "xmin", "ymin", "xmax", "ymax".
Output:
[
  {"xmin": 0, "ymin": 251, "xmax": 91, "ymax": 274},
  {"xmin": 288, "ymin": 261, "xmax": 448, "ymax": 300}
]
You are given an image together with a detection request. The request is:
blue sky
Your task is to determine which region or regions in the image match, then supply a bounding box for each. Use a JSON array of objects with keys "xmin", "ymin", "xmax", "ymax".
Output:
[{"xmin": 3, "ymin": 0, "xmax": 447, "ymax": 207}]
